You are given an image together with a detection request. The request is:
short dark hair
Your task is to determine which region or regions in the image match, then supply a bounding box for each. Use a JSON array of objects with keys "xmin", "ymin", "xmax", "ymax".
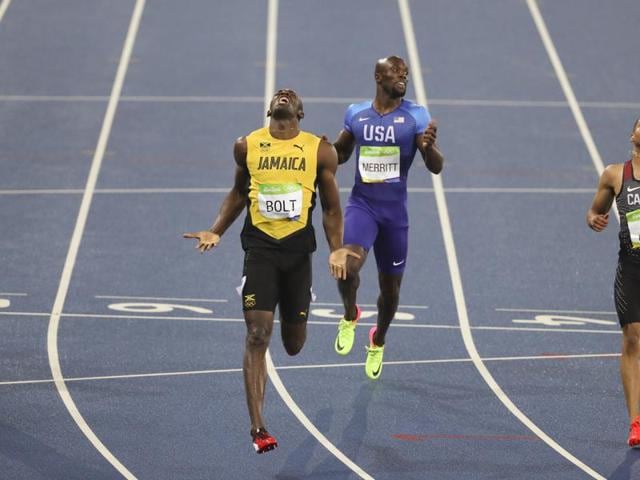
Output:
[{"xmin": 375, "ymin": 55, "xmax": 405, "ymax": 74}]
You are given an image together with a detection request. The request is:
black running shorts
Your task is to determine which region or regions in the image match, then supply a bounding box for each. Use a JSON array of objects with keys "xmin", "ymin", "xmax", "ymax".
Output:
[
  {"xmin": 241, "ymin": 248, "xmax": 312, "ymax": 323},
  {"xmin": 614, "ymin": 257, "xmax": 640, "ymax": 327}
]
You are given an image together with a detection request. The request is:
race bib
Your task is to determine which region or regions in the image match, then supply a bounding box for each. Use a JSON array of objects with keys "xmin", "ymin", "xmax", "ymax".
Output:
[
  {"xmin": 626, "ymin": 209, "xmax": 640, "ymax": 249},
  {"xmin": 258, "ymin": 183, "xmax": 302, "ymax": 220},
  {"xmin": 358, "ymin": 146, "xmax": 400, "ymax": 183}
]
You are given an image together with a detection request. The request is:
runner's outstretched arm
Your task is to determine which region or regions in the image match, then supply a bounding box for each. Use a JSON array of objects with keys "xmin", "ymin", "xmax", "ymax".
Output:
[{"xmin": 183, "ymin": 137, "xmax": 250, "ymax": 252}]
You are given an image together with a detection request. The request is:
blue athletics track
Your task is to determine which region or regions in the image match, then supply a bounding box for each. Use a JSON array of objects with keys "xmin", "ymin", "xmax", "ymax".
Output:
[{"xmin": 0, "ymin": 0, "xmax": 638, "ymax": 479}]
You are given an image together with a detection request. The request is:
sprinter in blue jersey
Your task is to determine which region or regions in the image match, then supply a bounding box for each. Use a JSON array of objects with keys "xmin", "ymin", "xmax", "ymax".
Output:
[{"xmin": 332, "ymin": 55, "xmax": 444, "ymax": 379}]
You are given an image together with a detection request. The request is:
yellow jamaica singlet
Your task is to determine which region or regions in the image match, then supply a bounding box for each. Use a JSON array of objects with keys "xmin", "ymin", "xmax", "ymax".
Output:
[{"xmin": 240, "ymin": 127, "xmax": 320, "ymax": 252}]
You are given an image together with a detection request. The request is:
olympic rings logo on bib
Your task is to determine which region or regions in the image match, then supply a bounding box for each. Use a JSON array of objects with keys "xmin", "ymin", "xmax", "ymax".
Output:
[
  {"xmin": 258, "ymin": 183, "xmax": 303, "ymax": 220},
  {"xmin": 358, "ymin": 146, "xmax": 401, "ymax": 183}
]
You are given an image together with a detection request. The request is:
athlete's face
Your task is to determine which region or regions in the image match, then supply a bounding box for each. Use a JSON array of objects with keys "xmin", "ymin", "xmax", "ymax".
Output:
[
  {"xmin": 631, "ymin": 119, "xmax": 640, "ymax": 148},
  {"xmin": 376, "ymin": 59, "xmax": 409, "ymax": 98},
  {"xmin": 268, "ymin": 89, "xmax": 304, "ymax": 120}
]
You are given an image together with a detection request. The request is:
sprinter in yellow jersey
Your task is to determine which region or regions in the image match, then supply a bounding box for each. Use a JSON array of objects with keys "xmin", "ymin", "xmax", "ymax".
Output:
[{"xmin": 184, "ymin": 89, "xmax": 358, "ymax": 454}]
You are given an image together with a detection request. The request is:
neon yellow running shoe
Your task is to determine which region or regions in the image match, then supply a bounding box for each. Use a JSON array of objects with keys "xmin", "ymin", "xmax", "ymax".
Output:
[
  {"xmin": 365, "ymin": 327, "xmax": 384, "ymax": 380},
  {"xmin": 334, "ymin": 305, "xmax": 361, "ymax": 356}
]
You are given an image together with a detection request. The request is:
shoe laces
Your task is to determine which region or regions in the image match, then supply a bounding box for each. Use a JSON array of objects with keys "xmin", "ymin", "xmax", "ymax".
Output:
[
  {"xmin": 366, "ymin": 344, "xmax": 383, "ymax": 356},
  {"xmin": 338, "ymin": 319, "xmax": 356, "ymax": 331},
  {"xmin": 252, "ymin": 428, "xmax": 271, "ymax": 440}
]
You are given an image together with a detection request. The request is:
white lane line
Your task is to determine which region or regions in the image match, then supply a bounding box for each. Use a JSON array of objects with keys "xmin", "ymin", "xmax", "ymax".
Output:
[
  {"xmin": 0, "ymin": 188, "xmax": 232, "ymax": 195},
  {"xmin": 0, "ymin": 95, "xmax": 107, "ymax": 102},
  {"xmin": 0, "ymin": 367, "xmax": 244, "ymax": 386},
  {"xmin": 526, "ymin": 0, "xmax": 622, "ymax": 245},
  {"xmin": 0, "ymin": 0, "xmax": 12, "ymax": 22},
  {"xmin": 261, "ymin": 0, "xmax": 277, "ymax": 119},
  {"xmin": 527, "ymin": 6, "xmax": 620, "ymax": 476},
  {"xmin": 2, "ymin": 311, "xmax": 248, "ymax": 322},
  {"xmin": 399, "ymin": 1, "xmax": 605, "ymax": 479},
  {"xmin": 2, "ymin": 93, "xmax": 640, "ymax": 110},
  {"xmin": 94, "ymin": 295, "xmax": 228, "ymax": 303},
  {"xmin": 45, "ymin": 2, "xmax": 146, "ymax": 479},
  {"xmin": 472, "ymin": 325, "xmax": 618, "ymax": 335},
  {"xmin": 526, "ymin": 0, "xmax": 605, "ymax": 178},
  {"xmin": 430, "ymin": 98, "xmax": 566, "ymax": 108},
  {"xmin": 429, "ymin": 99, "xmax": 640, "ymax": 110},
  {"xmin": 497, "ymin": 307, "xmax": 617, "ymax": 315},
  {"xmin": 121, "ymin": 95, "xmax": 265, "ymax": 103},
  {"xmin": 267, "ymin": 351, "xmax": 375, "ymax": 480},
  {"xmin": 95, "ymin": 187, "xmax": 232, "ymax": 193},
  {"xmin": 0, "ymin": 352, "xmax": 619, "ymax": 387},
  {"xmin": 441, "ymin": 187, "xmax": 595, "ymax": 193},
  {"xmin": 0, "ymin": 189, "xmax": 85, "ymax": 195},
  {"xmin": 0, "ymin": 310, "xmax": 620, "ymax": 335},
  {"xmin": 259, "ymin": 2, "xmax": 373, "ymax": 479},
  {"xmin": 0, "ymin": 186, "xmax": 599, "ymax": 196},
  {"xmin": 0, "ymin": 292, "xmax": 27, "ymax": 296},
  {"xmin": 312, "ymin": 301, "xmax": 428, "ymax": 309},
  {"xmin": 275, "ymin": 352, "xmax": 621, "ymax": 368}
]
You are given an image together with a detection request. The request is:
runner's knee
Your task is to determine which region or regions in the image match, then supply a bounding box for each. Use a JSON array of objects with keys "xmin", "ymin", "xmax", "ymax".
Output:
[
  {"xmin": 283, "ymin": 338, "xmax": 305, "ymax": 356},
  {"xmin": 246, "ymin": 326, "xmax": 271, "ymax": 348},
  {"xmin": 281, "ymin": 323, "xmax": 306, "ymax": 356},
  {"xmin": 622, "ymin": 327, "xmax": 640, "ymax": 356}
]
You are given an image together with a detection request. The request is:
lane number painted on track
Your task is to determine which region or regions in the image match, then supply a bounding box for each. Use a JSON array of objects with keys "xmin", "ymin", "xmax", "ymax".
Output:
[
  {"xmin": 513, "ymin": 314, "xmax": 616, "ymax": 327},
  {"xmin": 0, "ymin": 299, "xmax": 9, "ymax": 309},
  {"xmin": 106, "ymin": 302, "xmax": 416, "ymax": 320},
  {"xmin": 311, "ymin": 308, "xmax": 415, "ymax": 321},
  {"xmin": 108, "ymin": 302, "xmax": 213, "ymax": 314}
]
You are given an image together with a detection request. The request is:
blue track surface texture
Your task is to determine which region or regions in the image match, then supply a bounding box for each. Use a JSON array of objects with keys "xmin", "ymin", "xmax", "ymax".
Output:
[{"xmin": 1, "ymin": 0, "xmax": 639, "ymax": 478}]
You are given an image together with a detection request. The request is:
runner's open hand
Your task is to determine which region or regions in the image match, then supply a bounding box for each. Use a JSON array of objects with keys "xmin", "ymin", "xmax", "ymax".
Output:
[
  {"xmin": 420, "ymin": 120, "xmax": 438, "ymax": 150},
  {"xmin": 329, "ymin": 248, "xmax": 361, "ymax": 280},
  {"xmin": 183, "ymin": 230, "xmax": 221, "ymax": 253}
]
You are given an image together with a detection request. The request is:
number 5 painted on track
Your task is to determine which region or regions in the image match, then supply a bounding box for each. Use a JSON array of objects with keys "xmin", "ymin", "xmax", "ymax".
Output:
[
  {"xmin": 108, "ymin": 302, "xmax": 213, "ymax": 314},
  {"xmin": 311, "ymin": 308, "xmax": 415, "ymax": 321},
  {"xmin": 513, "ymin": 315, "xmax": 616, "ymax": 327}
]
